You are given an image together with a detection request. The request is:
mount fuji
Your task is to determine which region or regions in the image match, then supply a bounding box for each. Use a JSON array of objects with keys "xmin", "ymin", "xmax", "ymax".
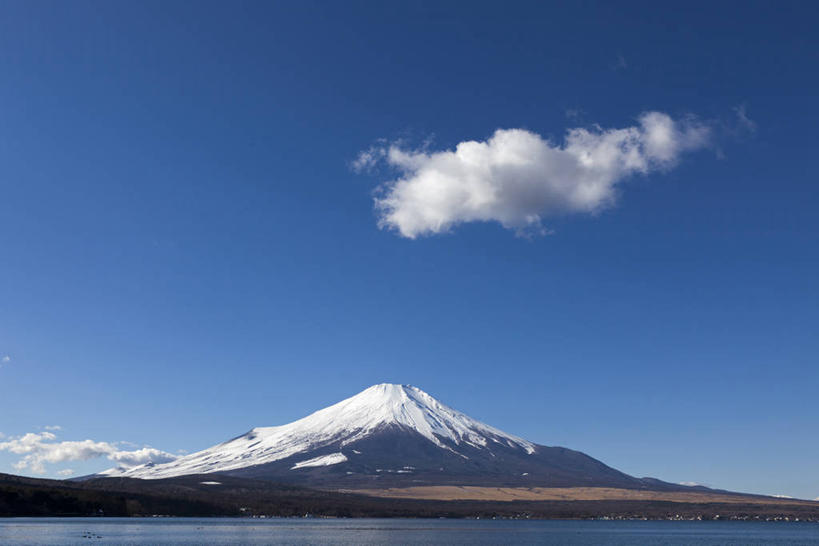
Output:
[{"xmin": 99, "ymin": 384, "xmax": 678, "ymax": 490}]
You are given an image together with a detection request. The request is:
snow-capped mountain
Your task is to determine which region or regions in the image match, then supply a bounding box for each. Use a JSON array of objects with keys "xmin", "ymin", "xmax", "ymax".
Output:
[{"xmin": 101, "ymin": 384, "xmax": 665, "ymax": 490}]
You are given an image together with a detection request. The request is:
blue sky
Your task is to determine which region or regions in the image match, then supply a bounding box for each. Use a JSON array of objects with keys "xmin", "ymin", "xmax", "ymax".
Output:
[{"xmin": 0, "ymin": 1, "xmax": 817, "ymax": 498}]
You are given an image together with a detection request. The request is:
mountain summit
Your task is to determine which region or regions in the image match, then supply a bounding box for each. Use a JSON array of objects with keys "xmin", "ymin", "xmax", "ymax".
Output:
[{"xmin": 102, "ymin": 384, "xmax": 674, "ymax": 490}]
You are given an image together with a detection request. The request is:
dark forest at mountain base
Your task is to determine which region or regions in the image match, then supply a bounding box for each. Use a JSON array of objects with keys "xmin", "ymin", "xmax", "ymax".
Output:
[{"xmin": 3, "ymin": 473, "xmax": 819, "ymax": 521}]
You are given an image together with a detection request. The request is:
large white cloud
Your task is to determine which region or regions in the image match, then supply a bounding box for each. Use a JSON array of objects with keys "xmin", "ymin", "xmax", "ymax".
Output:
[
  {"xmin": 0, "ymin": 430, "xmax": 177, "ymax": 475},
  {"xmin": 363, "ymin": 112, "xmax": 710, "ymax": 238}
]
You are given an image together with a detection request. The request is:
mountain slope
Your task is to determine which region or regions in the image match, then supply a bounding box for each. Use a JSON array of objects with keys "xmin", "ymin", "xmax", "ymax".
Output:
[{"xmin": 102, "ymin": 384, "xmax": 675, "ymax": 490}]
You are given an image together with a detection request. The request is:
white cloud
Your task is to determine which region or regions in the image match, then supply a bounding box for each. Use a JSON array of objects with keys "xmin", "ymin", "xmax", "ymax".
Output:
[
  {"xmin": 0, "ymin": 431, "xmax": 177, "ymax": 475},
  {"xmin": 108, "ymin": 447, "xmax": 177, "ymax": 467},
  {"xmin": 733, "ymin": 104, "xmax": 757, "ymax": 133},
  {"xmin": 611, "ymin": 53, "xmax": 628, "ymax": 71},
  {"xmin": 361, "ymin": 112, "xmax": 710, "ymax": 238},
  {"xmin": 57, "ymin": 469, "xmax": 74, "ymax": 477},
  {"xmin": 678, "ymin": 481, "xmax": 703, "ymax": 487},
  {"xmin": 43, "ymin": 425, "xmax": 61, "ymax": 431},
  {"xmin": 565, "ymin": 108, "xmax": 584, "ymax": 120},
  {"xmin": 0, "ymin": 355, "xmax": 10, "ymax": 366},
  {"xmin": 351, "ymin": 145, "xmax": 386, "ymax": 173}
]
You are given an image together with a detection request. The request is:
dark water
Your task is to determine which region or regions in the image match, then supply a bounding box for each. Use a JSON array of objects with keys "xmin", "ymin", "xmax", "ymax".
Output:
[{"xmin": 2, "ymin": 518, "xmax": 819, "ymax": 545}]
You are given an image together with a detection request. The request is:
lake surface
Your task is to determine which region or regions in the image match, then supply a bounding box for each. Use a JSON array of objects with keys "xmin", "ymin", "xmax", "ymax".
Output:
[{"xmin": 2, "ymin": 518, "xmax": 819, "ymax": 545}]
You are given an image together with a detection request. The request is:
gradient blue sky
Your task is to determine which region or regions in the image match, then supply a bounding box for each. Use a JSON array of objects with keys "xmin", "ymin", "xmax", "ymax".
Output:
[{"xmin": 1, "ymin": 1, "xmax": 817, "ymax": 498}]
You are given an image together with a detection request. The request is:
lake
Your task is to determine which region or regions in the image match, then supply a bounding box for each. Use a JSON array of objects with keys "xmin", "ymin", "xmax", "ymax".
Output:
[{"xmin": 2, "ymin": 518, "xmax": 819, "ymax": 545}]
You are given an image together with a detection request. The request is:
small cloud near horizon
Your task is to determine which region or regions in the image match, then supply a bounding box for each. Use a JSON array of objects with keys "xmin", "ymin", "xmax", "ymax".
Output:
[{"xmin": 0, "ymin": 430, "xmax": 177, "ymax": 475}]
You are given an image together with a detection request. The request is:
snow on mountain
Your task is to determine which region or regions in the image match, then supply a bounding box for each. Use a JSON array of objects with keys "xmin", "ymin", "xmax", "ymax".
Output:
[
  {"xmin": 291, "ymin": 452, "xmax": 348, "ymax": 470},
  {"xmin": 108, "ymin": 384, "xmax": 535, "ymax": 480}
]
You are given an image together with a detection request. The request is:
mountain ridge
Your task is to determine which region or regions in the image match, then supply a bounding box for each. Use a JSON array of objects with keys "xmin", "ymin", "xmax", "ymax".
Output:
[{"xmin": 97, "ymin": 384, "xmax": 688, "ymax": 491}]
